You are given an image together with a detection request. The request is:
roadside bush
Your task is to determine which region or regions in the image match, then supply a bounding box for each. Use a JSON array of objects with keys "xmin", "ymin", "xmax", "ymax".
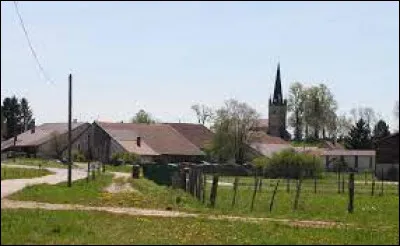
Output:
[
  {"xmin": 111, "ymin": 152, "xmax": 138, "ymax": 165},
  {"xmin": 262, "ymin": 149, "xmax": 323, "ymax": 179},
  {"xmin": 72, "ymin": 150, "xmax": 86, "ymax": 162}
]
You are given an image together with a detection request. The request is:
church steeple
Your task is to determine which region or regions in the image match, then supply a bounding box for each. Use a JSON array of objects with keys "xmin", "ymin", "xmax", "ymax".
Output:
[{"xmin": 272, "ymin": 63, "xmax": 283, "ymax": 104}]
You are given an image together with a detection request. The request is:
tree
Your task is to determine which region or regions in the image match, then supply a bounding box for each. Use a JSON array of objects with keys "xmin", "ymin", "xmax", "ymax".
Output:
[
  {"xmin": 350, "ymin": 106, "xmax": 376, "ymax": 127},
  {"xmin": 1, "ymin": 107, "xmax": 6, "ymax": 139},
  {"xmin": 344, "ymin": 118, "xmax": 373, "ymax": 150},
  {"xmin": 373, "ymin": 120, "xmax": 390, "ymax": 140},
  {"xmin": 300, "ymin": 84, "xmax": 337, "ymax": 140},
  {"xmin": 20, "ymin": 98, "xmax": 33, "ymax": 132},
  {"xmin": 335, "ymin": 114, "xmax": 352, "ymax": 141},
  {"xmin": 191, "ymin": 104, "xmax": 213, "ymax": 125},
  {"xmin": 210, "ymin": 99, "xmax": 260, "ymax": 164},
  {"xmin": 131, "ymin": 109, "xmax": 155, "ymax": 124},
  {"xmin": 287, "ymin": 82, "xmax": 305, "ymax": 141},
  {"xmin": 2, "ymin": 96, "xmax": 21, "ymax": 139}
]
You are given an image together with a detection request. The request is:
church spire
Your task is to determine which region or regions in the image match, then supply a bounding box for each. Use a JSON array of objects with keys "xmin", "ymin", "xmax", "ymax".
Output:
[{"xmin": 273, "ymin": 63, "xmax": 283, "ymax": 104}]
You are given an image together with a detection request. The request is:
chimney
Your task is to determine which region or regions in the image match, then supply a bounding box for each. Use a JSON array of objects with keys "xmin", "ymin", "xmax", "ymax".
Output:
[
  {"xmin": 31, "ymin": 119, "xmax": 35, "ymax": 134},
  {"xmin": 136, "ymin": 136, "xmax": 141, "ymax": 147}
]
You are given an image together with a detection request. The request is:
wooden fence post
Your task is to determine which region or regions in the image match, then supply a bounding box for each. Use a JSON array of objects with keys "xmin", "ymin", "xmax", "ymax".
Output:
[
  {"xmin": 250, "ymin": 177, "xmax": 259, "ymax": 211},
  {"xmin": 365, "ymin": 171, "xmax": 367, "ymax": 185},
  {"xmin": 231, "ymin": 177, "xmax": 239, "ymax": 208},
  {"xmin": 91, "ymin": 163, "xmax": 96, "ymax": 180},
  {"xmin": 202, "ymin": 173, "xmax": 206, "ymax": 203},
  {"xmin": 338, "ymin": 168, "xmax": 341, "ymax": 194},
  {"xmin": 209, "ymin": 174, "xmax": 219, "ymax": 208},
  {"xmin": 342, "ymin": 170, "xmax": 345, "ymax": 194},
  {"xmin": 286, "ymin": 178, "xmax": 290, "ymax": 193},
  {"xmin": 371, "ymin": 174, "xmax": 375, "ymax": 196},
  {"xmin": 180, "ymin": 169, "xmax": 187, "ymax": 191},
  {"xmin": 314, "ymin": 174, "xmax": 317, "ymax": 194},
  {"xmin": 269, "ymin": 179, "xmax": 280, "ymax": 212},
  {"xmin": 198, "ymin": 170, "xmax": 203, "ymax": 201},
  {"xmin": 348, "ymin": 172, "xmax": 354, "ymax": 213},
  {"xmin": 294, "ymin": 173, "xmax": 304, "ymax": 210},
  {"xmin": 380, "ymin": 168, "xmax": 384, "ymax": 196},
  {"xmin": 87, "ymin": 161, "xmax": 90, "ymax": 183}
]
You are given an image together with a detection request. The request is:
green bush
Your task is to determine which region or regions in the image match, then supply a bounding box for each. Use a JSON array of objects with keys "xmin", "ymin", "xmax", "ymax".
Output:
[
  {"xmin": 332, "ymin": 158, "xmax": 349, "ymax": 172},
  {"xmin": 262, "ymin": 149, "xmax": 322, "ymax": 179},
  {"xmin": 72, "ymin": 150, "xmax": 86, "ymax": 162},
  {"xmin": 111, "ymin": 152, "xmax": 138, "ymax": 165}
]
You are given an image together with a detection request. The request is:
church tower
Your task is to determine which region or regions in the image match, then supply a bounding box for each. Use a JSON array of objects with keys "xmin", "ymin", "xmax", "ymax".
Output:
[{"xmin": 268, "ymin": 63, "xmax": 289, "ymax": 140}]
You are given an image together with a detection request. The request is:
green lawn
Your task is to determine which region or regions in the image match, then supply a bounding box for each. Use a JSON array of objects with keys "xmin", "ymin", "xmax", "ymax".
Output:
[
  {"xmin": 2, "ymin": 158, "xmax": 79, "ymax": 169},
  {"xmin": 1, "ymin": 209, "xmax": 398, "ymax": 245},
  {"xmin": 9, "ymin": 173, "xmax": 399, "ymax": 231},
  {"xmin": 1, "ymin": 167, "xmax": 53, "ymax": 180}
]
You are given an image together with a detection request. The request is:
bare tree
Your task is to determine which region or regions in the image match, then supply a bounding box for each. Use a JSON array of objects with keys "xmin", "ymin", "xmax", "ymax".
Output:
[
  {"xmin": 191, "ymin": 104, "xmax": 214, "ymax": 125},
  {"xmin": 335, "ymin": 114, "xmax": 353, "ymax": 141},
  {"xmin": 210, "ymin": 99, "xmax": 260, "ymax": 164},
  {"xmin": 349, "ymin": 106, "xmax": 376, "ymax": 129}
]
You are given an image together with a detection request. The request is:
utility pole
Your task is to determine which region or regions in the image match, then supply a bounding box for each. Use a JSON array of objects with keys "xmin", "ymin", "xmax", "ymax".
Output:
[{"xmin": 68, "ymin": 74, "xmax": 72, "ymax": 187}]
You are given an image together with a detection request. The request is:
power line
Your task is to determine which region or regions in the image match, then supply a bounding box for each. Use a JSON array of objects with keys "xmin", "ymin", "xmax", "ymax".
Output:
[{"xmin": 13, "ymin": 1, "xmax": 55, "ymax": 85}]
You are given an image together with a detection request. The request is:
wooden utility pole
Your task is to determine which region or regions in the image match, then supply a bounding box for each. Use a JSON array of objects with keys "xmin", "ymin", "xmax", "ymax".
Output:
[{"xmin": 67, "ymin": 74, "xmax": 72, "ymax": 187}]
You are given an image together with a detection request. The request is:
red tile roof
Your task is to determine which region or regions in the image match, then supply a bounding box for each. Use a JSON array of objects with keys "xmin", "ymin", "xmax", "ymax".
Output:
[
  {"xmin": 166, "ymin": 123, "xmax": 214, "ymax": 149},
  {"xmin": 96, "ymin": 122, "xmax": 204, "ymax": 156}
]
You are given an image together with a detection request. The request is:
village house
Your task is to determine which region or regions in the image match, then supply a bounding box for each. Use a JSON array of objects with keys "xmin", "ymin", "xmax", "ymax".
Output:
[
  {"xmin": 375, "ymin": 133, "xmax": 399, "ymax": 180},
  {"xmin": 1, "ymin": 121, "xmax": 91, "ymax": 159},
  {"xmin": 90, "ymin": 121, "xmax": 212, "ymax": 164}
]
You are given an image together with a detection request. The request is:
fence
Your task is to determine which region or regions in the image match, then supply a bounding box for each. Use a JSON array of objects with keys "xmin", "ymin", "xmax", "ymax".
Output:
[{"xmin": 172, "ymin": 165, "xmax": 399, "ymax": 213}]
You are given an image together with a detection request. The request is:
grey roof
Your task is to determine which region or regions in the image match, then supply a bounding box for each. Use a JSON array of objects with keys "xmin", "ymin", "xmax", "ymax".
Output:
[{"xmin": 1, "ymin": 122, "xmax": 86, "ymax": 151}]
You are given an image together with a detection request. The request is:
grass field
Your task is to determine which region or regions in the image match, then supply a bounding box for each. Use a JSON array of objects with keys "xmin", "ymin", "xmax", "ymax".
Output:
[
  {"xmin": 1, "ymin": 167, "xmax": 53, "ymax": 180},
  {"xmin": 1, "ymin": 209, "xmax": 398, "ymax": 245},
  {"xmin": 9, "ymin": 173, "xmax": 399, "ymax": 230},
  {"xmin": 2, "ymin": 158, "xmax": 79, "ymax": 169}
]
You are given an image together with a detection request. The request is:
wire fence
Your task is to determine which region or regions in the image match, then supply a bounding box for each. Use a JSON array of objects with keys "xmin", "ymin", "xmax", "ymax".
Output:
[{"xmin": 174, "ymin": 167, "xmax": 399, "ymax": 214}]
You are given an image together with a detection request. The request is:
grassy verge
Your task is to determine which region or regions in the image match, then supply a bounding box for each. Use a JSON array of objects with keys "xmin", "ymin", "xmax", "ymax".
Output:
[
  {"xmin": 1, "ymin": 167, "xmax": 53, "ymax": 180},
  {"xmin": 104, "ymin": 164, "xmax": 133, "ymax": 173},
  {"xmin": 2, "ymin": 158, "xmax": 79, "ymax": 169},
  {"xmin": 9, "ymin": 174, "xmax": 114, "ymax": 205},
  {"xmin": 1, "ymin": 209, "xmax": 398, "ymax": 245},
  {"xmin": 9, "ymin": 173, "xmax": 399, "ymax": 230}
]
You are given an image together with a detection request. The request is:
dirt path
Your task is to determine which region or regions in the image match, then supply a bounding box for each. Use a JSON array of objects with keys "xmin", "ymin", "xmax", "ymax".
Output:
[
  {"xmin": 104, "ymin": 172, "xmax": 139, "ymax": 194},
  {"xmin": 1, "ymin": 164, "xmax": 87, "ymax": 199},
  {"xmin": 1, "ymin": 199, "xmax": 349, "ymax": 228}
]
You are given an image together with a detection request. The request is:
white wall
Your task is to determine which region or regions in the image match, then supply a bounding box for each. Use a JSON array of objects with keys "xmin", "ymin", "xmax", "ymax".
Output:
[{"xmin": 323, "ymin": 155, "xmax": 376, "ymax": 172}]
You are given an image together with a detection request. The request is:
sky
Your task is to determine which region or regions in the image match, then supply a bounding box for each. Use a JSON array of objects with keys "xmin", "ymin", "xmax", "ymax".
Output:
[{"xmin": 1, "ymin": 1, "xmax": 399, "ymax": 130}]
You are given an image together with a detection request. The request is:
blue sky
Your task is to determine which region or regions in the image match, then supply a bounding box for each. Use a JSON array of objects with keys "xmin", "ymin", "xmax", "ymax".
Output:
[{"xmin": 1, "ymin": 1, "xmax": 399, "ymax": 130}]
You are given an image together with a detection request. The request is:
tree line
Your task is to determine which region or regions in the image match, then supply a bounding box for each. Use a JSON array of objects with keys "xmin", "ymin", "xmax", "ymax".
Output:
[{"xmin": 1, "ymin": 95, "xmax": 34, "ymax": 140}]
